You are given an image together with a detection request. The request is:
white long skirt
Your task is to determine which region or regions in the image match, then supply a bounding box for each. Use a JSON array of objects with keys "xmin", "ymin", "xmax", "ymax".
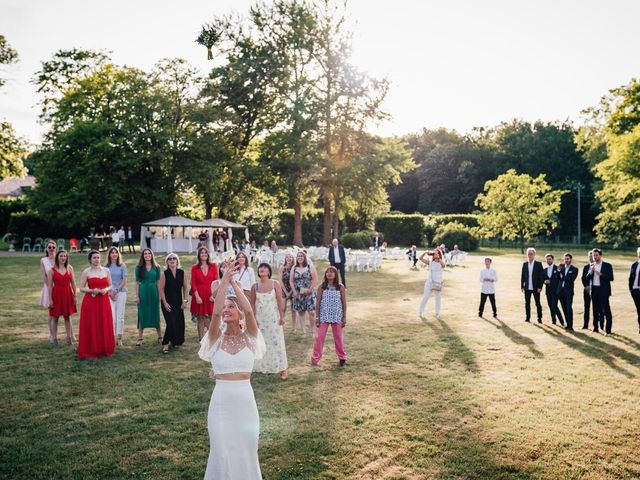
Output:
[{"xmin": 205, "ymin": 379, "xmax": 262, "ymax": 480}]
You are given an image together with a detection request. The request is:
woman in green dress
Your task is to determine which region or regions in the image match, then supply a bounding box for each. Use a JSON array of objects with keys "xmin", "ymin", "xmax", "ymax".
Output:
[{"xmin": 135, "ymin": 248, "xmax": 161, "ymax": 346}]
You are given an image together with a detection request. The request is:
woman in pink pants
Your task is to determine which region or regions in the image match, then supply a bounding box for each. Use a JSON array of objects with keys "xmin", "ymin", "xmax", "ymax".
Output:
[{"xmin": 311, "ymin": 266, "xmax": 347, "ymax": 367}]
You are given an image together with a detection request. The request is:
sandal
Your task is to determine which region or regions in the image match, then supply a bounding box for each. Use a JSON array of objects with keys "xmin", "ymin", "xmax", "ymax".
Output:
[
  {"xmin": 279, "ymin": 370, "xmax": 289, "ymax": 380},
  {"xmin": 162, "ymin": 346, "xmax": 169, "ymax": 354},
  {"xmin": 136, "ymin": 338, "xmax": 143, "ymax": 347}
]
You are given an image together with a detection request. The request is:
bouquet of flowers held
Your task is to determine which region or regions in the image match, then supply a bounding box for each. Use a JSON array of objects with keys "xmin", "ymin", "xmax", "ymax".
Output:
[{"xmin": 196, "ymin": 23, "xmax": 221, "ymax": 60}]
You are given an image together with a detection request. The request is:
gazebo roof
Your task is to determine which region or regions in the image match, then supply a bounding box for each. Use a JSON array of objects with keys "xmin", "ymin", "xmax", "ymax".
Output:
[
  {"xmin": 141, "ymin": 216, "xmax": 203, "ymax": 227},
  {"xmin": 200, "ymin": 218, "xmax": 247, "ymax": 229}
]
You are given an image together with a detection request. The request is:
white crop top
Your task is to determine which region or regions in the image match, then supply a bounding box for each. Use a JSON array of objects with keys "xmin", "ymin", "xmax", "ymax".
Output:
[{"xmin": 198, "ymin": 330, "xmax": 266, "ymax": 374}]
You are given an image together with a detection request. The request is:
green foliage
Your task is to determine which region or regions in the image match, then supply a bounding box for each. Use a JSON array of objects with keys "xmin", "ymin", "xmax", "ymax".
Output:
[
  {"xmin": 427, "ymin": 214, "xmax": 479, "ymax": 229},
  {"xmin": 593, "ymin": 124, "xmax": 640, "ymax": 245},
  {"xmin": 275, "ymin": 209, "xmax": 324, "ymax": 245},
  {"xmin": 0, "ymin": 121, "xmax": 28, "ymax": 181},
  {"xmin": 375, "ymin": 214, "xmax": 429, "ymax": 246},
  {"xmin": 475, "ymin": 169, "xmax": 566, "ymax": 252},
  {"xmin": 7, "ymin": 210, "xmax": 47, "ymax": 242},
  {"xmin": 0, "ymin": 34, "xmax": 18, "ymax": 89},
  {"xmin": 341, "ymin": 231, "xmax": 374, "ymax": 250},
  {"xmin": 432, "ymin": 222, "xmax": 479, "ymax": 251},
  {"xmin": 0, "ymin": 199, "xmax": 27, "ymax": 234}
]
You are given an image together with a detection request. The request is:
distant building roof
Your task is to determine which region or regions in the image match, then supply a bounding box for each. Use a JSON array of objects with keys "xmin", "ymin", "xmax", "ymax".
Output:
[{"xmin": 0, "ymin": 175, "xmax": 36, "ymax": 198}]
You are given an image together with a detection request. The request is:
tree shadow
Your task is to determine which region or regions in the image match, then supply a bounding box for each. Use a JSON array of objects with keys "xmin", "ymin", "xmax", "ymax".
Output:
[
  {"xmin": 480, "ymin": 316, "xmax": 544, "ymax": 358},
  {"xmin": 424, "ymin": 318, "xmax": 480, "ymax": 374},
  {"xmin": 534, "ymin": 324, "xmax": 636, "ymax": 378}
]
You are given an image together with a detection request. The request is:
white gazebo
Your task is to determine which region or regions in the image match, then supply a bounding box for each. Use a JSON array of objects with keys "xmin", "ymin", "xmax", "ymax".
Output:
[
  {"xmin": 199, "ymin": 218, "xmax": 249, "ymax": 252},
  {"xmin": 140, "ymin": 216, "xmax": 204, "ymax": 253}
]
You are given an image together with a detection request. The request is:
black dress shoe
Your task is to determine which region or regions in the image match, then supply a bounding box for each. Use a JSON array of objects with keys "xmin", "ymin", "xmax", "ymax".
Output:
[
  {"xmin": 552, "ymin": 321, "xmax": 557, "ymax": 325},
  {"xmin": 493, "ymin": 313, "xmax": 497, "ymax": 318},
  {"xmin": 559, "ymin": 319, "xmax": 565, "ymax": 326},
  {"xmin": 525, "ymin": 319, "xmax": 531, "ymax": 323},
  {"xmin": 566, "ymin": 327, "xmax": 574, "ymax": 331},
  {"xmin": 537, "ymin": 319, "xmax": 543, "ymax": 324},
  {"xmin": 478, "ymin": 312, "xmax": 483, "ymax": 317},
  {"xmin": 581, "ymin": 326, "xmax": 588, "ymax": 330},
  {"xmin": 593, "ymin": 329, "xmax": 599, "ymax": 333},
  {"xmin": 339, "ymin": 359, "xmax": 346, "ymax": 367}
]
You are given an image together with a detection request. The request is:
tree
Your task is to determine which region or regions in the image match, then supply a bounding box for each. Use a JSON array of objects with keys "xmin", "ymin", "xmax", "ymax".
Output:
[
  {"xmin": 0, "ymin": 34, "xmax": 18, "ymax": 89},
  {"xmin": 0, "ymin": 35, "xmax": 27, "ymax": 180},
  {"xmin": 0, "ymin": 121, "xmax": 28, "ymax": 180},
  {"xmin": 475, "ymin": 169, "xmax": 566, "ymax": 253},
  {"xmin": 30, "ymin": 62, "xmax": 183, "ymax": 228},
  {"xmin": 592, "ymin": 124, "xmax": 640, "ymax": 244}
]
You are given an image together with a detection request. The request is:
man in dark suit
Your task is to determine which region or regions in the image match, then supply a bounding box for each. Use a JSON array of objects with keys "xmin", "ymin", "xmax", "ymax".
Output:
[
  {"xmin": 372, "ymin": 232, "xmax": 382, "ymax": 251},
  {"xmin": 328, "ymin": 238, "xmax": 347, "ymax": 287},
  {"xmin": 521, "ymin": 247, "xmax": 544, "ymax": 323},
  {"xmin": 557, "ymin": 252, "xmax": 579, "ymax": 331},
  {"xmin": 581, "ymin": 250, "xmax": 594, "ymax": 330},
  {"xmin": 628, "ymin": 247, "xmax": 640, "ymax": 334},
  {"xmin": 587, "ymin": 248, "xmax": 614, "ymax": 335},
  {"xmin": 543, "ymin": 253, "xmax": 564, "ymax": 325}
]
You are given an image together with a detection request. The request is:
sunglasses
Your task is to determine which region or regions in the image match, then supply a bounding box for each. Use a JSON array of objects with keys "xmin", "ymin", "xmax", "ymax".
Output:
[
  {"xmin": 47, "ymin": 246, "xmax": 56, "ymax": 250},
  {"xmin": 167, "ymin": 257, "xmax": 177, "ymax": 261}
]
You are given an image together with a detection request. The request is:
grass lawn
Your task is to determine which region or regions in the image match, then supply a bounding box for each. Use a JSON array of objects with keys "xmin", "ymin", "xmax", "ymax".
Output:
[{"xmin": 1, "ymin": 249, "xmax": 639, "ymax": 479}]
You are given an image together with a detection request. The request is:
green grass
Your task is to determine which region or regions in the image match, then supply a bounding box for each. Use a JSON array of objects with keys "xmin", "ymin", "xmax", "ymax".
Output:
[{"xmin": 1, "ymin": 249, "xmax": 639, "ymax": 479}]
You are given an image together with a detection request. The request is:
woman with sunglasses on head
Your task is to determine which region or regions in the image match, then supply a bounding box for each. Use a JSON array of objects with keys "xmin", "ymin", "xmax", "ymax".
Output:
[
  {"xmin": 159, "ymin": 253, "xmax": 189, "ymax": 354},
  {"xmin": 199, "ymin": 260, "xmax": 266, "ymax": 479},
  {"xmin": 106, "ymin": 247, "xmax": 128, "ymax": 346},
  {"xmin": 47, "ymin": 249, "xmax": 77, "ymax": 346},
  {"xmin": 40, "ymin": 240, "xmax": 57, "ymax": 343},
  {"xmin": 233, "ymin": 251, "xmax": 256, "ymax": 299},
  {"xmin": 135, "ymin": 248, "xmax": 162, "ymax": 346},
  {"xmin": 251, "ymin": 262, "xmax": 288, "ymax": 380},
  {"xmin": 191, "ymin": 247, "xmax": 219, "ymax": 340},
  {"xmin": 77, "ymin": 250, "xmax": 115, "ymax": 359}
]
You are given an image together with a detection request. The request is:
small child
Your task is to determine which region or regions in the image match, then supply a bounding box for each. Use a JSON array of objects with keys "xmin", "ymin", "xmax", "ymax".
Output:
[
  {"xmin": 479, "ymin": 257, "xmax": 498, "ymax": 318},
  {"xmin": 311, "ymin": 266, "xmax": 347, "ymax": 367}
]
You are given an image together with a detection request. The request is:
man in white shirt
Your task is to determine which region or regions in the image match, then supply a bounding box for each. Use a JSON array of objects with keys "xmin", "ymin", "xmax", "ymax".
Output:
[
  {"xmin": 478, "ymin": 257, "xmax": 498, "ymax": 318},
  {"xmin": 110, "ymin": 227, "xmax": 120, "ymax": 248},
  {"xmin": 328, "ymin": 238, "xmax": 347, "ymax": 287}
]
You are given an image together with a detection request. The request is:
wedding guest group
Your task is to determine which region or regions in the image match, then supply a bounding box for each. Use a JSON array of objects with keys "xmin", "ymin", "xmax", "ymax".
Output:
[{"xmin": 478, "ymin": 257, "xmax": 497, "ymax": 318}]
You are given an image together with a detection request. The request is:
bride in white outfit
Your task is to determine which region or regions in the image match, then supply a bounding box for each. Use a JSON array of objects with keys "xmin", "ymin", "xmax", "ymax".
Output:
[
  {"xmin": 199, "ymin": 260, "xmax": 266, "ymax": 480},
  {"xmin": 418, "ymin": 248, "xmax": 446, "ymax": 319}
]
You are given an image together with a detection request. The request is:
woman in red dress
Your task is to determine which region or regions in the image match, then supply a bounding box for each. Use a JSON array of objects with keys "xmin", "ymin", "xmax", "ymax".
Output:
[
  {"xmin": 77, "ymin": 250, "xmax": 115, "ymax": 359},
  {"xmin": 191, "ymin": 247, "xmax": 219, "ymax": 340},
  {"xmin": 47, "ymin": 249, "xmax": 77, "ymax": 346}
]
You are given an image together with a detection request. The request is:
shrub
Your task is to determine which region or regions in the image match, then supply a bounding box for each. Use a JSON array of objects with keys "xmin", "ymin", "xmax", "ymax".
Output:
[
  {"xmin": 341, "ymin": 231, "xmax": 373, "ymax": 250},
  {"xmin": 7, "ymin": 210, "xmax": 48, "ymax": 246},
  {"xmin": 0, "ymin": 199, "xmax": 28, "ymax": 235},
  {"xmin": 432, "ymin": 222, "xmax": 479, "ymax": 251},
  {"xmin": 375, "ymin": 214, "xmax": 430, "ymax": 246},
  {"xmin": 427, "ymin": 214, "xmax": 479, "ymax": 229}
]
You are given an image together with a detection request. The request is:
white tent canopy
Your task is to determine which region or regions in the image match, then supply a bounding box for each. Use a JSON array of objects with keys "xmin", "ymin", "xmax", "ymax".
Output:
[{"xmin": 140, "ymin": 216, "xmax": 249, "ymax": 253}]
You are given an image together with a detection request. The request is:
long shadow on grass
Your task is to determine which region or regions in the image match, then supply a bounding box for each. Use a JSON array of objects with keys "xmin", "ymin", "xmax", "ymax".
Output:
[
  {"xmin": 480, "ymin": 317, "xmax": 544, "ymax": 358},
  {"xmin": 424, "ymin": 318, "xmax": 480, "ymax": 374},
  {"xmin": 610, "ymin": 332, "xmax": 640, "ymax": 350},
  {"xmin": 534, "ymin": 324, "xmax": 636, "ymax": 378}
]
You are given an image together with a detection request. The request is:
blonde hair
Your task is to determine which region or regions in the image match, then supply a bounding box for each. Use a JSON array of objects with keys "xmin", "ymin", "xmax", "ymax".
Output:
[
  {"xmin": 165, "ymin": 252, "xmax": 181, "ymax": 268},
  {"xmin": 224, "ymin": 295, "xmax": 246, "ymax": 331}
]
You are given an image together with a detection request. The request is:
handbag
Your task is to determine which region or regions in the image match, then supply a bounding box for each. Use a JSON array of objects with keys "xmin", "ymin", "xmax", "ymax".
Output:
[{"xmin": 431, "ymin": 281, "xmax": 443, "ymax": 291}]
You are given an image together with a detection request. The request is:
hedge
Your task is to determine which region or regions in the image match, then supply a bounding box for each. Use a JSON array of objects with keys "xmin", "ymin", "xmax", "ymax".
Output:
[
  {"xmin": 341, "ymin": 231, "xmax": 375, "ymax": 250},
  {"xmin": 0, "ymin": 199, "xmax": 28, "ymax": 235},
  {"xmin": 7, "ymin": 210, "xmax": 48, "ymax": 246},
  {"xmin": 375, "ymin": 214, "xmax": 429, "ymax": 246},
  {"xmin": 432, "ymin": 222, "xmax": 479, "ymax": 251}
]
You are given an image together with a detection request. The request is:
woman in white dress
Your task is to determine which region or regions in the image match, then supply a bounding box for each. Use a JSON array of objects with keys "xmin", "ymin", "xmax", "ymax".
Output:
[
  {"xmin": 233, "ymin": 251, "xmax": 256, "ymax": 299},
  {"xmin": 418, "ymin": 248, "xmax": 446, "ymax": 319},
  {"xmin": 198, "ymin": 260, "xmax": 266, "ymax": 480},
  {"xmin": 251, "ymin": 262, "xmax": 288, "ymax": 380},
  {"xmin": 40, "ymin": 240, "xmax": 59, "ymax": 344}
]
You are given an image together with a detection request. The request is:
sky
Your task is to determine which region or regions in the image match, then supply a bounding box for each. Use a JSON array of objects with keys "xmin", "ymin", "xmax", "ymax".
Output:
[{"xmin": 1, "ymin": 0, "xmax": 639, "ymax": 144}]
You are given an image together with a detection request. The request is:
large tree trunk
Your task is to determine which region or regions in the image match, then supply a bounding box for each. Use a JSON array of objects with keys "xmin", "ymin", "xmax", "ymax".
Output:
[
  {"xmin": 322, "ymin": 192, "xmax": 332, "ymax": 245},
  {"xmin": 333, "ymin": 193, "xmax": 340, "ymax": 239},
  {"xmin": 293, "ymin": 199, "xmax": 303, "ymax": 247}
]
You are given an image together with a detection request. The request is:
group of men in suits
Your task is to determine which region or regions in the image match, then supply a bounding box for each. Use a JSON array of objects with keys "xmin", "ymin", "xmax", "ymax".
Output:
[{"xmin": 520, "ymin": 247, "xmax": 616, "ymax": 334}]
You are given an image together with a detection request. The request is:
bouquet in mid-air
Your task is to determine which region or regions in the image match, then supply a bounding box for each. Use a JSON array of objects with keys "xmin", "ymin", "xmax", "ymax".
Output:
[{"xmin": 196, "ymin": 23, "xmax": 221, "ymax": 60}]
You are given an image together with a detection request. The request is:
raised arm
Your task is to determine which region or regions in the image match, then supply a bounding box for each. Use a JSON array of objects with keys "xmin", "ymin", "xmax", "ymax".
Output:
[
  {"xmin": 419, "ymin": 251, "xmax": 431, "ymax": 266},
  {"xmin": 230, "ymin": 274, "xmax": 259, "ymax": 338},
  {"xmin": 208, "ymin": 264, "xmax": 234, "ymax": 343}
]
